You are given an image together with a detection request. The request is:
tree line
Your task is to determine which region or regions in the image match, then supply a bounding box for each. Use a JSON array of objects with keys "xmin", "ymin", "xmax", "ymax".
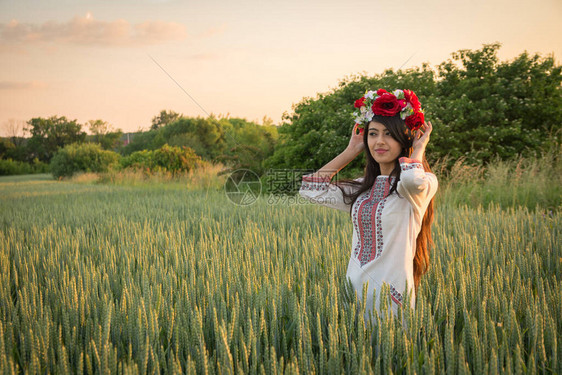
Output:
[
  {"xmin": 264, "ymin": 43, "xmax": 561, "ymax": 177},
  {"xmin": 1, "ymin": 43, "xmax": 560, "ymax": 178},
  {"xmin": 0, "ymin": 110, "xmax": 279, "ymax": 176}
]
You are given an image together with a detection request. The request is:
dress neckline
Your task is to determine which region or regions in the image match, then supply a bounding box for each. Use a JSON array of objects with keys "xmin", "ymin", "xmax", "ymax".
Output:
[{"xmin": 373, "ymin": 175, "xmax": 395, "ymax": 190}]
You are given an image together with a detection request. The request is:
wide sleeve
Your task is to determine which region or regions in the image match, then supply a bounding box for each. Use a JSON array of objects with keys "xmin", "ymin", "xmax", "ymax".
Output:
[
  {"xmin": 299, "ymin": 174, "xmax": 363, "ymax": 212},
  {"xmin": 396, "ymin": 157, "xmax": 438, "ymax": 218}
]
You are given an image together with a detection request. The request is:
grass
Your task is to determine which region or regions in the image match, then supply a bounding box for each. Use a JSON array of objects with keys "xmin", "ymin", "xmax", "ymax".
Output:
[
  {"xmin": 430, "ymin": 150, "xmax": 561, "ymax": 212},
  {"xmin": 84, "ymin": 162, "xmax": 228, "ymax": 192},
  {"xmin": 0, "ymin": 153, "xmax": 560, "ymax": 374}
]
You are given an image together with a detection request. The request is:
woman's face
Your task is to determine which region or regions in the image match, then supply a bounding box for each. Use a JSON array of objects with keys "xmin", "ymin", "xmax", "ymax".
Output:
[{"xmin": 367, "ymin": 121, "xmax": 402, "ymax": 174}]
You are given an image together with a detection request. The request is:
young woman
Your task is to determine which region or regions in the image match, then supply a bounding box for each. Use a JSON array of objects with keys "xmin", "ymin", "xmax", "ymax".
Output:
[{"xmin": 299, "ymin": 89, "xmax": 437, "ymax": 322}]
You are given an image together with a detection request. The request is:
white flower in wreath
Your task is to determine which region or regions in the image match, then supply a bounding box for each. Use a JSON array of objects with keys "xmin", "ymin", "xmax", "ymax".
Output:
[
  {"xmin": 400, "ymin": 105, "xmax": 414, "ymax": 120},
  {"xmin": 393, "ymin": 89, "xmax": 404, "ymax": 99}
]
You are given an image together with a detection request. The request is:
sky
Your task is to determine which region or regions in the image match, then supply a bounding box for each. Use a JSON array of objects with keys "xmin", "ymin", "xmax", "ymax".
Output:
[{"xmin": 1, "ymin": 0, "xmax": 561, "ymax": 137}]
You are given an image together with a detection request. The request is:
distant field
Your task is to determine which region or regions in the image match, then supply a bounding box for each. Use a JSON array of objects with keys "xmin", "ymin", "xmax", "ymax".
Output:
[{"xmin": 0, "ymin": 173, "xmax": 560, "ymax": 374}]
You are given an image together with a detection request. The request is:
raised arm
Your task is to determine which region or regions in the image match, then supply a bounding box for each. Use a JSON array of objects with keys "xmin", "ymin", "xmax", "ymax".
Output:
[
  {"xmin": 397, "ymin": 121, "xmax": 438, "ymax": 216},
  {"xmin": 306, "ymin": 123, "xmax": 365, "ymax": 180},
  {"xmin": 299, "ymin": 124, "xmax": 365, "ymax": 212}
]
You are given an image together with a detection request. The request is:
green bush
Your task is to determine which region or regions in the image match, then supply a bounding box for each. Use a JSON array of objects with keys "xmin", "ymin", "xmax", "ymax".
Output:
[
  {"xmin": 0, "ymin": 158, "xmax": 49, "ymax": 175},
  {"xmin": 265, "ymin": 43, "xmax": 562, "ymax": 172},
  {"xmin": 50, "ymin": 142, "xmax": 120, "ymax": 179},
  {"xmin": 119, "ymin": 144, "xmax": 203, "ymax": 175}
]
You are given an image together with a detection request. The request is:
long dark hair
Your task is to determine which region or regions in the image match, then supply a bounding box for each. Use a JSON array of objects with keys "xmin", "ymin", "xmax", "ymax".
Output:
[{"xmin": 334, "ymin": 114, "xmax": 435, "ymax": 295}]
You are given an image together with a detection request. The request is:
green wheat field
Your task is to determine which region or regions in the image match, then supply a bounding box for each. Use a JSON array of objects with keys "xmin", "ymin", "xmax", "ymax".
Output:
[{"xmin": 0, "ymin": 158, "xmax": 560, "ymax": 374}]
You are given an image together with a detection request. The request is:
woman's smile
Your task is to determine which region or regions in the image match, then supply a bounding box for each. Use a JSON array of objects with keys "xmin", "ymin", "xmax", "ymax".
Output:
[{"xmin": 367, "ymin": 121, "xmax": 402, "ymax": 175}]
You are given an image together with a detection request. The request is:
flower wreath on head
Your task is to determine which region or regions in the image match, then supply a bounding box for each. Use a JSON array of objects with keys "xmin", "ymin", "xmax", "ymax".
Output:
[{"xmin": 352, "ymin": 89, "xmax": 425, "ymax": 131}]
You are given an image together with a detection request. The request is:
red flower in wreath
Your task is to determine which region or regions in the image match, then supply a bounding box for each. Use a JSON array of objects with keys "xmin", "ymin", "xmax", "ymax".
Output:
[
  {"xmin": 354, "ymin": 97, "xmax": 366, "ymax": 108},
  {"xmin": 372, "ymin": 93, "xmax": 401, "ymax": 116},
  {"xmin": 405, "ymin": 111, "xmax": 425, "ymax": 131},
  {"xmin": 404, "ymin": 90, "xmax": 421, "ymax": 111},
  {"xmin": 376, "ymin": 89, "xmax": 388, "ymax": 95}
]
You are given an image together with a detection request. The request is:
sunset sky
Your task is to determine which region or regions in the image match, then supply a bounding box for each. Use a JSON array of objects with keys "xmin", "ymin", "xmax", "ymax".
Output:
[{"xmin": 1, "ymin": 0, "xmax": 561, "ymax": 137}]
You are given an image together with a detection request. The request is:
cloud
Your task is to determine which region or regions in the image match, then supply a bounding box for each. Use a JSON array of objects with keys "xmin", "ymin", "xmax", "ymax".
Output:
[
  {"xmin": 0, "ymin": 81, "xmax": 48, "ymax": 89},
  {"xmin": 197, "ymin": 24, "xmax": 227, "ymax": 38},
  {"xmin": 0, "ymin": 13, "xmax": 187, "ymax": 47}
]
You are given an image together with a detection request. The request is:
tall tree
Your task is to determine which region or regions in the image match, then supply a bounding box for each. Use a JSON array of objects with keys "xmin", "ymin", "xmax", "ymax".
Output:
[
  {"xmin": 432, "ymin": 42, "xmax": 562, "ymax": 163},
  {"xmin": 4, "ymin": 118, "xmax": 28, "ymax": 147},
  {"xmin": 1, "ymin": 119, "xmax": 28, "ymax": 161},
  {"xmin": 25, "ymin": 116, "xmax": 86, "ymax": 162},
  {"xmin": 87, "ymin": 119, "xmax": 123, "ymax": 150},
  {"xmin": 0, "ymin": 138, "xmax": 15, "ymax": 159},
  {"xmin": 151, "ymin": 110, "xmax": 182, "ymax": 130}
]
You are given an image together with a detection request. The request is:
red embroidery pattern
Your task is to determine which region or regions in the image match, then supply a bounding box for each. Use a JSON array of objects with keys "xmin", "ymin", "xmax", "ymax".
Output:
[
  {"xmin": 389, "ymin": 284, "xmax": 403, "ymax": 306},
  {"xmin": 400, "ymin": 163, "xmax": 423, "ymax": 172},
  {"xmin": 352, "ymin": 176, "xmax": 393, "ymax": 266},
  {"xmin": 399, "ymin": 157, "xmax": 423, "ymax": 172}
]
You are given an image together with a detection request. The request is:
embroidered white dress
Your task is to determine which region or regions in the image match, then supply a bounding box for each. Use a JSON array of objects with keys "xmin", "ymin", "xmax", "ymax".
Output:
[{"xmin": 299, "ymin": 157, "xmax": 438, "ymax": 320}]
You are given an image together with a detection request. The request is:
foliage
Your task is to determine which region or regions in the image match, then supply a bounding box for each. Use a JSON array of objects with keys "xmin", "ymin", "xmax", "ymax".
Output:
[
  {"xmin": 0, "ymin": 158, "xmax": 49, "ymax": 176},
  {"xmin": 95, "ymin": 161, "xmax": 227, "ymax": 191},
  {"xmin": 25, "ymin": 115, "xmax": 87, "ymax": 162},
  {"xmin": 0, "ymin": 174, "xmax": 559, "ymax": 373},
  {"xmin": 265, "ymin": 43, "xmax": 562, "ymax": 173},
  {"xmin": 0, "ymin": 137, "xmax": 16, "ymax": 159},
  {"xmin": 160, "ymin": 117, "xmax": 226, "ymax": 160},
  {"xmin": 119, "ymin": 143, "xmax": 203, "ymax": 175},
  {"xmin": 216, "ymin": 117, "xmax": 278, "ymax": 175},
  {"xmin": 119, "ymin": 129, "xmax": 160, "ymax": 155},
  {"xmin": 49, "ymin": 142, "xmax": 120, "ymax": 179},
  {"xmin": 151, "ymin": 109, "xmax": 182, "ymax": 130},
  {"xmin": 86, "ymin": 119, "xmax": 124, "ymax": 150},
  {"xmin": 0, "ymin": 136, "xmax": 29, "ymax": 162},
  {"xmin": 433, "ymin": 145, "xmax": 562, "ymax": 211},
  {"xmin": 96, "ymin": 131, "xmax": 123, "ymax": 151},
  {"xmin": 87, "ymin": 119, "xmax": 111, "ymax": 138},
  {"xmin": 431, "ymin": 43, "xmax": 562, "ymax": 164},
  {"xmin": 121, "ymin": 116, "xmax": 226, "ymax": 160},
  {"xmin": 122, "ymin": 116, "xmax": 278, "ymax": 175}
]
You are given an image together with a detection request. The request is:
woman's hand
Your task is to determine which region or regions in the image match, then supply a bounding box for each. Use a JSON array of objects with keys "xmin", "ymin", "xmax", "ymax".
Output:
[
  {"xmin": 346, "ymin": 123, "xmax": 365, "ymax": 155},
  {"xmin": 410, "ymin": 121, "xmax": 432, "ymax": 161},
  {"xmin": 315, "ymin": 123, "xmax": 365, "ymax": 179}
]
